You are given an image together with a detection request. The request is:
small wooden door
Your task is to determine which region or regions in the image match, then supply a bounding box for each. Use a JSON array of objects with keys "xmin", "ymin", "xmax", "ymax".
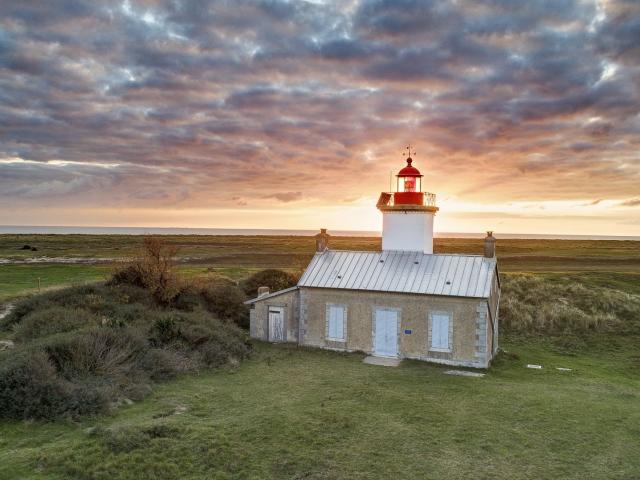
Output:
[
  {"xmin": 268, "ymin": 307, "xmax": 284, "ymax": 342},
  {"xmin": 374, "ymin": 309, "xmax": 398, "ymax": 357}
]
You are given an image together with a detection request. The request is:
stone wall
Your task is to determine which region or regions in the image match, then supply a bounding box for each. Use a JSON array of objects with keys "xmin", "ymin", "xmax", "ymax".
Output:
[
  {"xmin": 249, "ymin": 289, "xmax": 299, "ymax": 342},
  {"xmin": 299, "ymin": 287, "xmax": 492, "ymax": 368}
]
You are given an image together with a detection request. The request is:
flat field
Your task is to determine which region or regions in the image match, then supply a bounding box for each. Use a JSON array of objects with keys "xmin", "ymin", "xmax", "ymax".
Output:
[
  {"xmin": 0, "ymin": 234, "xmax": 639, "ymax": 479},
  {"xmin": 2, "ymin": 234, "xmax": 639, "ymax": 301}
]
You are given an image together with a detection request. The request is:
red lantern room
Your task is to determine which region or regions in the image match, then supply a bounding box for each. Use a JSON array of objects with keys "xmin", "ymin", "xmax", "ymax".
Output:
[
  {"xmin": 394, "ymin": 157, "xmax": 424, "ymax": 205},
  {"xmin": 376, "ymin": 146, "xmax": 437, "ymax": 213}
]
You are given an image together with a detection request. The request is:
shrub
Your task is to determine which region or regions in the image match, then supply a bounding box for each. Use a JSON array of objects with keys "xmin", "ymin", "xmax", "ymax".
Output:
[
  {"xmin": 0, "ymin": 351, "xmax": 66, "ymax": 419},
  {"xmin": 172, "ymin": 284, "xmax": 203, "ymax": 311},
  {"xmin": 0, "ymin": 272, "xmax": 251, "ymax": 420},
  {"xmin": 241, "ymin": 269, "xmax": 298, "ymax": 298},
  {"xmin": 139, "ymin": 348, "xmax": 188, "ymax": 380},
  {"xmin": 201, "ymin": 284, "xmax": 249, "ymax": 328},
  {"xmin": 45, "ymin": 328, "xmax": 147, "ymax": 380},
  {"xmin": 0, "ymin": 350, "xmax": 108, "ymax": 420},
  {"xmin": 109, "ymin": 264, "xmax": 145, "ymax": 287},
  {"xmin": 109, "ymin": 237, "xmax": 181, "ymax": 304},
  {"xmin": 1, "ymin": 292, "xmax": 58, "ymax": 330},
  {"xmin": 500, "ymin": 275, "xmax": 640, "ymax": 336},
  {"xmin": 3, "ymin": 284, "xmax": 113, "ymax": 329},
  {"xmin": 13, "ymin": 307, "xmax": 98, "ymax": 342},
  {"xmin": 150, "ymin": 315, "xmax": 183, "ymax": 346}
]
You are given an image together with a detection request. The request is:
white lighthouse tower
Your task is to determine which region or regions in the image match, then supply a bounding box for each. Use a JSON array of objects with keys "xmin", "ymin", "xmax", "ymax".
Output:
[{"xmin": 376, "ymin": 150, "xmax": 438, "ymax": 254}]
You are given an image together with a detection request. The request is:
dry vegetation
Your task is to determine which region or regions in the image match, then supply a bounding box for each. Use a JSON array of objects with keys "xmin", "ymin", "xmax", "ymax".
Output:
[
  {"xmin": 0, "ymin": 238, "xmax": 255, "ymax": 420},
  {"xmin": 501, "ymin": 274, "xmax": 640, "ymax": 336}
]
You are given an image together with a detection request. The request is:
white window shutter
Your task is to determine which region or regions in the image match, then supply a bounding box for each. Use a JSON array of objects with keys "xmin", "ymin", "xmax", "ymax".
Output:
[
  {"xmin": 431, "ymin": 314, "xmax": 450, "ymax": 350},
  {"xmin": 327, "ymin": 305, "xmax": 346, "ymax": 341},
  {"xmin": 432, "ymin": 315, "xmax": 440, "ymax": 348},
  {"xmin": 337, "ymin": 307, "xmax": 344, "ymax": 340},
  {"xmin": 441, "ymin": 316, "xmax": 449, "ymax": 348},
  {"xmin": 329, "ymin": 307, "xmax": 335, "ymax": 338}
]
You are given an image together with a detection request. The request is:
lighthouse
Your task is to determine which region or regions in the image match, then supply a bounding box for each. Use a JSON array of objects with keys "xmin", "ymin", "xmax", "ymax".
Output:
[
  {"xmin": 376, "ymin": 152, "xmax": 438, "ymax": 254},
  {"xmin": 247, "ymin": 146, "xmax": 500, "ymax": 369}
]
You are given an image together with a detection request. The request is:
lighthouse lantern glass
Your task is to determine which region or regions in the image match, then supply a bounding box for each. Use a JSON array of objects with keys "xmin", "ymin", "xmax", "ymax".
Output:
[
  {"xmin": 397, "ymin": 176, "xmax": 421, "ymax": 193},
  {"xmin": 404, "ymin": 177, "xmax": 416, "ymax": 192}
]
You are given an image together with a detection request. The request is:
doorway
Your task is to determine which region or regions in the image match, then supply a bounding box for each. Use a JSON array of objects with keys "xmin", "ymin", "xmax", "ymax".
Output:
[
  {"xmin": 268, "ymin": 307, "xmax": 284, "ymax": 342},
  {"xmin": 374, "ymin": 308, "xmax": 399, "ymax": 357}
]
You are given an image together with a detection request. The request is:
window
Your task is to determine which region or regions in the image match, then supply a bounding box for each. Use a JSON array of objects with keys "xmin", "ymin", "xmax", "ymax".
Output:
[
  {"xmin": 326, "ymin": 304, "xmax": 346, "ymax": 341},
  {"xmin": 430, "ymin": 313, "xmax": 451, "ymax": 352}
]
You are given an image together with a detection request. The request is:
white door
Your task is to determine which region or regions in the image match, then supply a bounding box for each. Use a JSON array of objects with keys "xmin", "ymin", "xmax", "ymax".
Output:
[
  {"xmin": 268, "ymin": 308, "xmax": 284, "ymax": 342},
  {"xmin": 374, "ymin": 309, "xmax": 398, "ymax": 357}
]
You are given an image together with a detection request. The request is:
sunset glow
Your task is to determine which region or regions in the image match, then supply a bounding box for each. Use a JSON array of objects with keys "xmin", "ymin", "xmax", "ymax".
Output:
[{"xmin": 1, "ymin": 1, "xmax": 639, "ymax": 235}]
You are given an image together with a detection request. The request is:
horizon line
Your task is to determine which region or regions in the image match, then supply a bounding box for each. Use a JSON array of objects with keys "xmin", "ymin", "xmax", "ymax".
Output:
[{"xmin": 1, "ymin": 225, "xmax": 639, "ymax": 241}]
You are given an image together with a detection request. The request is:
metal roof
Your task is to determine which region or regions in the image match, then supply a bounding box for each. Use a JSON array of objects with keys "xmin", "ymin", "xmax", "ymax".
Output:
[
  {"xmin": 244, "ymin": 286, "xmax": 298, "ymax": 304},
  {"xmin": 297, "ymin": 250, "xmax": 497, "ymax": 299}
]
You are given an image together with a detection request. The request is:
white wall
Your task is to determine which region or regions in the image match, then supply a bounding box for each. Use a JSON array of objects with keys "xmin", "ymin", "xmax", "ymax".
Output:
[{"xmin": 382, "ymin": 211, "xmax": 434, "ymax": 253}]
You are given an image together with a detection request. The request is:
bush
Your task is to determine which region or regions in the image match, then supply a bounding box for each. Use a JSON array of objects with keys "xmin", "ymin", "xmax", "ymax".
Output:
[
  {"xmin": 149, "ymin": 315, "xmax": 183, "ymax": 346},
  {"xmin": 0, "ymin": 239, "xmax": 257, "ymax": 421},
  {"xmin": 172, "ymin": 284, "xmax": 203, "ymax": 311},
  {"xmin": 109, "ymin": 237, "xmax": 181, "ymax": 304},
  {"xmin": 241, "ymin": 269, "xmax": 298, "ymax": 298},
  {"xmin": 201, "ymin": 284, "xmax": 249, "ymax": 328},
  {"xmin": 109, "ymin": 264, "xmax": 145, "ymax": 288},
  {"xmin": 0, "ymin": 279, "xmax": 251, "ymax": 420},
  {"xmin": 501, "ymin": 275, "xmax": 640, "ymax": 336},
  {"xmin": 139, "ymin": 348, "xmax": 188, "ymax": 380},
  {"xmin": 3, "ymin": 284, "xmax": 116, "ymax": 327},
  {"xmin": 54, "ymin": 328, "xmax": 148, "ymax": 378},
  {"xmin": 13, "ymin": 307, "xmax": 98, "ymax": 342},
  {"xmin": 0, "ymin": 350, "xmax": 108, "ymax": 420}
]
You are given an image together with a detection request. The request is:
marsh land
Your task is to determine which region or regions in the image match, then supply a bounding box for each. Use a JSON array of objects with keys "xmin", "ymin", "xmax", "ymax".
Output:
[{"xmin": 2, "ymin": 234, "xmax": 639, "ymax": 301}]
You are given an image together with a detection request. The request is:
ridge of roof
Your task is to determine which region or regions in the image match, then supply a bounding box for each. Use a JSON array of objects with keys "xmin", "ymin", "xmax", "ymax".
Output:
[
  {"xmin": 318, "ymin": 249, "xmax": 492, "ymax": 259},
  {"xmin": 244, "ymin": 286, "xmax": 299, "ymax": 304}
]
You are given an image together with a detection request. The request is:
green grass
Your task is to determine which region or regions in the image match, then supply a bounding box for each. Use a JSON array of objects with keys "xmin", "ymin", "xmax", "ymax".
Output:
[
  {"xmin": 2, "ymin": 234, "xmax": 639, "ymax": 270},
  {"xmin": 1, "ymin": 341, "xmax": 639, "ymax": 479},
  {"xmin": 2, "ymin": 234, "xmax": 639, "ymax": 304},
  {"xmin": 1, "ymin": 235, "xmax": 639, "ymax": 478},
  {"xmin": 0, "ymin": 265, "xmax": 110, "ymax": 302}
]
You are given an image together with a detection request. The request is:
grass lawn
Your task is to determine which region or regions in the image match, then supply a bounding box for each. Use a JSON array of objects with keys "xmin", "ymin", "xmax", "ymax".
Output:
[
  {"xmin": 1, "ymin": 340, "xmax": 639, "ymax": 480},
  {"xmin": 2, "ymin": 234, "xmax": 639, "ymax": 305},
  {"xmin": 0, "ymin": 264, "xmax": 291, "ymax": 305},
  {"xmin": 0, "ymin": 265, "xmax": 111, "ymax": 302}
]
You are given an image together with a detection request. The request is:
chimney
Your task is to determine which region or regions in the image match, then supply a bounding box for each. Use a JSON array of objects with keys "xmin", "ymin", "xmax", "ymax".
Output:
[
  {"xmin": 257, "ymin": 286, "xmax": 270, "ymax": 297},
  {"xmin": 315, "ymin": 228, "xmax": 330, "ymax": 253},
  {"xmin": 484, "ymin": 231, "xmax": 496, "ymax": 258}
]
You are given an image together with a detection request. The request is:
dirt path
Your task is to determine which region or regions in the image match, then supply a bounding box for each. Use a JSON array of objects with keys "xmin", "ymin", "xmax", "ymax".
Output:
[{"xmin": 0, "ymin": 302, "xmax": 15, "ymax": 321}]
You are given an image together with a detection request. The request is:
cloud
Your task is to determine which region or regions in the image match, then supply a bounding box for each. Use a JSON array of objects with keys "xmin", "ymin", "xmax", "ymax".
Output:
[
  {"xmin": 0, "ymin": 0, "xmax": 639, "ymax": 228},
  {"xmin": 262, "ymin": 192, "xmax": 303, "ymax": 203},
  {"xmin": 620, "ymin": 198, "xmax": 640, "ymax": 207}
]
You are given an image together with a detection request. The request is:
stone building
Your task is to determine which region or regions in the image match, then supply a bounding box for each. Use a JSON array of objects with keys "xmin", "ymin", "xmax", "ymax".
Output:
[{"xmin": 246, "ymin": 155, "xmax": 500, "ymax": 368}]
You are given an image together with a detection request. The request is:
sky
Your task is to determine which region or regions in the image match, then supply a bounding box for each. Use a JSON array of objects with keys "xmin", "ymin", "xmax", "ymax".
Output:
[{"xmin": 1, "ymin": 0, "xmax": 639, "ymax": 236}]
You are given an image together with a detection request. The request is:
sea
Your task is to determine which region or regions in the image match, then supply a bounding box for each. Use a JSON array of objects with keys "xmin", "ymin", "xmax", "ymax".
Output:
[{"xmin": 0, "ymin": 226, "xmax": 639, "ymax": 241}]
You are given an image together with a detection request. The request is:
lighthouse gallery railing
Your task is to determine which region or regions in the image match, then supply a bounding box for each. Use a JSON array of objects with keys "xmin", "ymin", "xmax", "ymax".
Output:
[{"xmin": 376, "ymin": 192, "xmax": 437, "ymax": 208}]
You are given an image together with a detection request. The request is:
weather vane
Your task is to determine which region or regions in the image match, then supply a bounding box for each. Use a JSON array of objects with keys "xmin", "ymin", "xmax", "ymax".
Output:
[{"xmin": 404, "ymin": 144, "xmax": 416, "ymax": 160}]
